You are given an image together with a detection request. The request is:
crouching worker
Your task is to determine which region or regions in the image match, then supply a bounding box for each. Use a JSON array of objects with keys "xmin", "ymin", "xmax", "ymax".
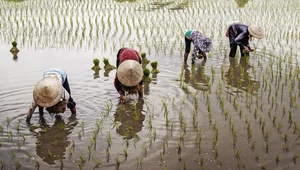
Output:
[
  {"xmin": 225, "ymin": 22, "xmax": 264, "ymax": 58},
  {"xmin": 26, "ymin": 68, "xmax": 76, "ymax": 123},
  {"xmin": 184, "ymin": 30, "xmax": 212, "ymax": 64},
  {"xmin": 114, "ymin": 48, "xmax": 144, "ymax": 103}
]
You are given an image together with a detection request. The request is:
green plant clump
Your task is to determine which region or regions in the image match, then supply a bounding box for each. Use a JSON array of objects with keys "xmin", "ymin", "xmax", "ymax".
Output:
[
  {"xmin": 150, "ymin": 61, "xmax": 159, "ymax": 74},
  {"xmin": 10, "ymin": 41, "xmax": 19, "ymax": 52},
  {"xmin": 103, "ymin": 58, "xmax": 116, "ymax": 71},
  {"xmin": 141, "ymin": 52, "xmax": 150, "ymax": 68},
  {"xmin": 143, "ymin": 68, "xmax": 152, "ymax": 83},
  {"xmin": 91, "ymin": 58, "xmax": 101, "ymax": 71}
]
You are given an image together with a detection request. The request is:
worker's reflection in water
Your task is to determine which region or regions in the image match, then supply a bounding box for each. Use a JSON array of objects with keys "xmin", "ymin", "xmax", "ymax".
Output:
[
  {"xmin": 225, "ymin": 57, "xmax": 260, "ymax": 94},
  {"xmin": 183, "ymin": 60, "xmax": 211, "ymax": 92},
  {"xmin": 35, "ymin": 114, "xmax": 78, "ymax": 164},
  {"xmin": 114, "ymin": 99, "xmax": 145, "ymax": 139}
]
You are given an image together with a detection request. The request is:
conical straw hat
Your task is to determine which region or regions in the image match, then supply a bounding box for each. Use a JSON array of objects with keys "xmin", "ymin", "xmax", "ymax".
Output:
[
  {"xmin": 248, "ymin": 25, "xmax": 264, "ymax": 39},
  {"xmin": 117, "ymin": 60, "xmax": 143, "ymax": 87},
  {"xmin": 33, "ymin": 77, "xmax": 62, "ymax": 107}
]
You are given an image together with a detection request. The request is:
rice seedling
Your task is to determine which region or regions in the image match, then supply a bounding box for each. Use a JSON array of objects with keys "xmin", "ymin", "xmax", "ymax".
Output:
[
  {"xmin": 67, "ymin": 147, "xmax": 73, "ymax": 159},
  {"xmin": 78, "ymin": 163, "xmax": 83, "ymax": 170},
  {"xmin": 255, "ymin": 153, "xmax": 260, "ymax": 162},
  {"xmin": 235, "ymin": 149, "xmax": 241, "ymax": 160},
  {"xmin": 32, "ymin": 160, "xmax": 40, "ymax": 170},
  {"xmin": 276, "ymin": 154, "xmax": 280, "ymax": 164},
  {"xmin": 15, "ymin": 159, "xmax": 21, "ymax": 170},
  {"xmin": 6, "ymin": 117, "xmax": 11, "ymax": 128},
  {"xmin": 115, "ymin": 155, "xmax": 121, "ymax": 170},
  {"xmin": 136, "ymin": 157, "xmax": 143, "ymax": 170},
  {"xmin": 293, "ymin": 154, "xmax": 298, "ymax": 164},
  {"xmin": 283, "ymin": 133, "xmax": 288, "ymax": 143},
  {"xmin": 142, "ymin": 144, "xmax": 147, "ymax": 158},
  {"xmin": 214, "ymin": 146, "xmax": 219, "ymax": 159},
  {"xmin": 106, "ymin": 131, "xmax": 112, "ymax": 148},
  {"xmin": 92, "ymin": 157, "xmax": 102, "ymax": 169},
  {"xmin": 133, "ymin": 135, "xmax": 140, "ymax": 149},
  {"xmin": 264, "ymin": 142, "xmax": 269, "ymax": 153},
  {"xmin": 78, "ymin": 131, "xmax": 82, "ymax": 140},
  {"xmin": 25, "ymin": 151, "xmax": 32, "ymax": 162},
  {"xmin": 283, "ymin": 143, "xmax": 289, "ymax": 153}
]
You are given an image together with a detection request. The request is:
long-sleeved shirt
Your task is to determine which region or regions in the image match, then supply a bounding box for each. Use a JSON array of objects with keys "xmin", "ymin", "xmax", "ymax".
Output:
[
  {"xmin": 229, "ymin": 24, "xmax": 250, "ymax": 45},
  {"xmin": 114, "ymin": 48, "xmax": 142, "ymax": 95},
  {"xmin": 28, "ymin": 69, "xmax": 70, "ymax": 115},
  {"xmin": 185, "ymin": 30, "xmax": 211, "ymax": 57}
]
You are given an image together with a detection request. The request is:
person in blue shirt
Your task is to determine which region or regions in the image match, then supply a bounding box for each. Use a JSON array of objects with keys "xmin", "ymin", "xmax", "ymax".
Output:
[
  {"xmin": 184, "ymin": 30, "xmax": 211, "ymax": 64},
  {"xmin": 26, "ymin": 68, "xmax": 76, "ymax": 123},
  {"xmin": 225, "ymin": 23, "xmax": 264, "ymax": 58}
]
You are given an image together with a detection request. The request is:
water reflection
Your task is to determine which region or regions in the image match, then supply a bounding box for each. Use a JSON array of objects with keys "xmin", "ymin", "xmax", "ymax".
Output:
[
  {"xmin": 104, "ymin": 69, "xmax": 112, "ymax": 77},
  {"xmin": 235, "ymin": 0, "xmax": 249, "ymax": 8},
  {"xmin": 93, "ymin": 69, "xmax": 100, "ymax": 79},
  {"xmin": 114, "ymin": 99, "xmax": 145, "ymax": 139},
  {"xmin": 33, "ymin": 114, "xmax": 78, "ymax": 164},
  {"xmin": 225, "ymin": 57, "xmax": 260, "ymax": 94},
  {"xmin": 10, "ymin": 51, "xmax": 19, "ymax": 61},
  {"xmin": 183, "ymin": 61, "xmax": 211, "ymax": 92}
]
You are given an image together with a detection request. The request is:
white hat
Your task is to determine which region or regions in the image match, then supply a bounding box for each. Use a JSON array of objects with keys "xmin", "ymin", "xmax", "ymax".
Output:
[
  {"xmin": 248, "ymin": 25, "xmax": 264, "ymax": 39},
  {"xmin": 33, "ymin": 77, "xmax": 62, "ymax": 107},
  {"xmin": 117, "ymin": 60, "xmax": 143, "ymax": 87}
]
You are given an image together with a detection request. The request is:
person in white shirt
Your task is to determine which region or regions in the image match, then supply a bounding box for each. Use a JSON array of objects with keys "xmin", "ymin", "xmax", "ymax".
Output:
[{"xmin": 26, "ymin": 68, "xmax": 76, "ymax": 123}]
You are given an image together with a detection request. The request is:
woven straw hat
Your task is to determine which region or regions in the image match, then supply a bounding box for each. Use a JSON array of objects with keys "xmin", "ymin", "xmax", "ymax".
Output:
[
  {"xmin": 117, "ymin": 60, "xmax": 143, "ymax": 87},
  {"xmin": 248, "ymin": 25, "xmax": 264, "ymax": 39},
  {"xmin": 33, "ymin": 77, "xmax": 62, "ymax": 107}
]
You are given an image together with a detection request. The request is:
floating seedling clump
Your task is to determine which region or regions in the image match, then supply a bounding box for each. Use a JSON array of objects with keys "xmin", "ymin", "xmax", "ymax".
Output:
[
  {"xmin": 103, "ymin": 58, "xmax": 116, "ymax": 71},
  {"xmin": 10, "ymin": 41, "xmax": 19, "ymax": 52},
  {"xmin": 150, "ymin": 61, "xmax": 159, "ymax": 74},
  {"xmin": 141, "ymin": 52, "xmax": 150, "ymax": 68},
  {"xmin": 142, "ymin": 68, "xmax": 151, "ymax": 83},
  {"xmin": 91, "ymin": 58, "xmax": 101, "ymax": 71}
]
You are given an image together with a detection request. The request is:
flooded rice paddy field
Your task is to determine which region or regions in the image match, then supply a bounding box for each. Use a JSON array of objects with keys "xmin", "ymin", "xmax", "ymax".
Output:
[{"xmin": 0, "ymin": 0, "xmax": 300, "ymax": 169}]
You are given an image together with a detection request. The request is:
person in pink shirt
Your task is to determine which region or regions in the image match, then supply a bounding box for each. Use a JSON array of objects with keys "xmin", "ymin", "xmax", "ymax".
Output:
[{"xmin": 114, "ymin": 48, "xmax": 144, "ymax": 103}]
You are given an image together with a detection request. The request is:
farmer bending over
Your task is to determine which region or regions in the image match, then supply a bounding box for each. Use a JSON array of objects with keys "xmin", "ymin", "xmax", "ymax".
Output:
[
  {"xmin": 184, "ymin": 30, "xmax": 212, "ymax": 64},
  {"xmin": 26, "ymin": 68, "xmax": 76, "ymax": 123},
  {"xmin": 225, "ymin": 22, "xmax": 264, "ymax": 58},
  {"xmin": 114, "ymin": 48, "xmax": 143, "ymax": 103}
]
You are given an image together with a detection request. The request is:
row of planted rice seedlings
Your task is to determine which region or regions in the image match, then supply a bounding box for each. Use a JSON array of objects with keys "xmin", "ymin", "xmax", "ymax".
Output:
[{"xmin": 0, "ymin": 0, "xmax": 297, "ymax": 58}]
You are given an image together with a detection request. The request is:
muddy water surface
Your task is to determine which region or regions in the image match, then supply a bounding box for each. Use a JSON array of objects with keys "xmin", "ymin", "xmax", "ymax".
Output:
[{"xmin": 1, "ymin": 0, "xmax": 300, "ymax": 170}]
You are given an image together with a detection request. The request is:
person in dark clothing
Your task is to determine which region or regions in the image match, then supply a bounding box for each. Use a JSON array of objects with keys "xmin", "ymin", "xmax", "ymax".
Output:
[
  {"xmin": 184, "ymin": 30, "xmax": 211, "ymax": 64},
  {"xmin": 225, "ymin": 23, "xmax": 264, "ymax": 58},
  {"xmin": 114, "ymin": 48, "xmax": 144, "ymax": 103}
]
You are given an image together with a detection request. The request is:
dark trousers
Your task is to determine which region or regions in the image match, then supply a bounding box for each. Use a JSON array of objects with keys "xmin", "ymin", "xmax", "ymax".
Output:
[
  {"xmin": 229, "ymin": 28, "xmax": 250, "ymax": 57},
  {"xmin": 63, "ymin": 77, "xmax": 76, "ymax": 109}
]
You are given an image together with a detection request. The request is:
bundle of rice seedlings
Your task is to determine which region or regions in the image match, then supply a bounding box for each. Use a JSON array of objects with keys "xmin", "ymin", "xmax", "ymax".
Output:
[
  {"xmin": 91, "ymin": 58, "xmax": 101, "ymax": 70},
  {"xmin": 142, "ymin": 68, "xmax": 152, "ymax": 83},
  {"xmin": 141, "ymin": 52, "xmax": 150, "ymax": 68},
  {"xmin": 10, "ymin": 41, "xmax": 20, "ymax": 52},
  {"xmin": 103, "ymin": 58, "xmax": 116, "ymax": 71},
  {"xmin": 150, "ymin": 61, "xmax": 160, "ymax": 74}
]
